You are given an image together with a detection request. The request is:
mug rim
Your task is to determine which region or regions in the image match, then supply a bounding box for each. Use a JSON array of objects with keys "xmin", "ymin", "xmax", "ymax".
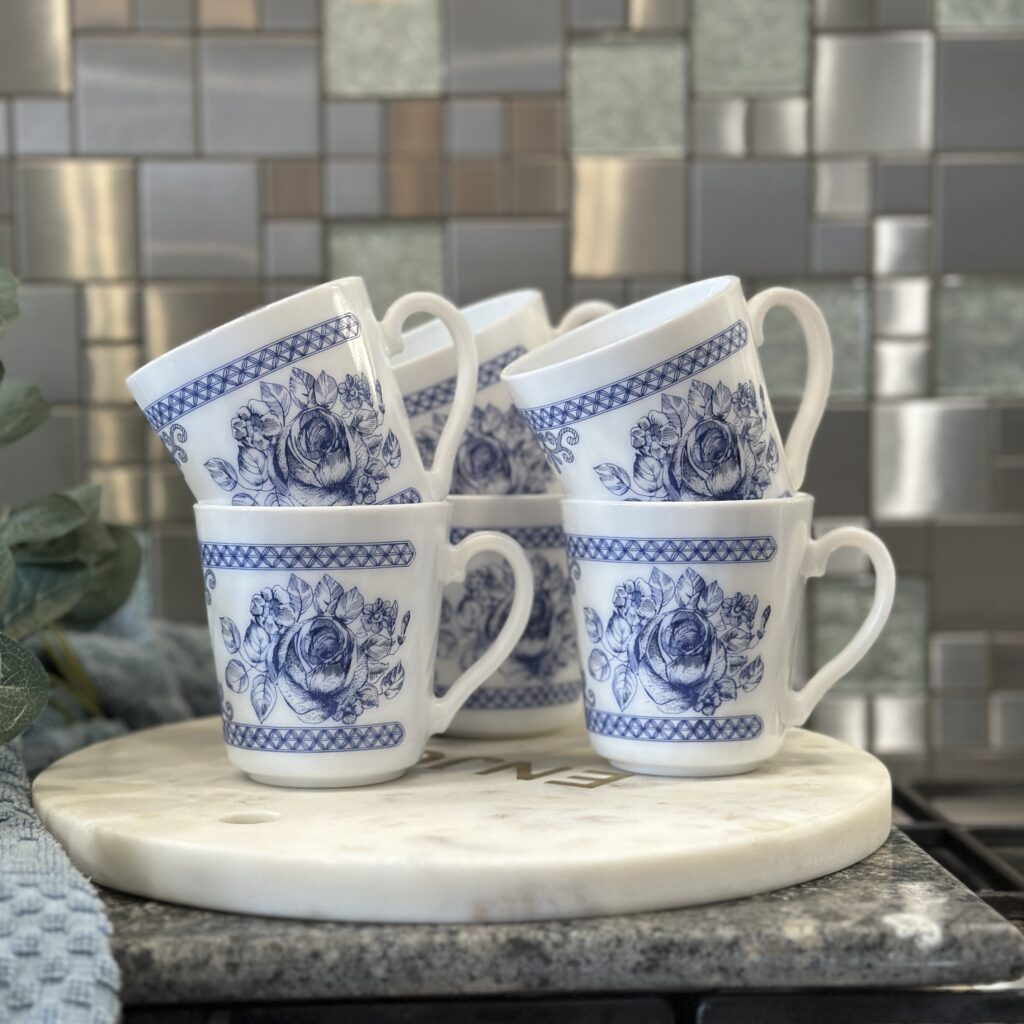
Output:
[
  {"xmin": 501, "ymin": 276, "xmax": 738, "ymax": 386},
  {"xmin": 561, "ymin": 491, "xmax": 813, "ymax": 515},
  {"xmin": 194, "ymin": 498, "xmax": 451, "ymax": 516}
]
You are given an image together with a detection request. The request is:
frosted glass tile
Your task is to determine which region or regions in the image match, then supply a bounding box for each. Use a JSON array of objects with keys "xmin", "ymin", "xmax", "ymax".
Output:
[
  {"xmin": 937, "ymin": 278, "xmax": 1024, "ymax": 395},
  {"xmin": 328, "ymin": 222, "xmax": 443, "ymax": 315},
  {"xmin": 693, "ymin": 0, "xmax": 809, "ymax": 96},
  {"xmin": 324, "ymin": 0, "xmax": 442, "ymax": 97},
  {"xmin": 937, "ymin": 0, "xmax": 1024, "ymax": 29},
  {"xmin": 570, "ymin": 39, "xmax": 686, "ymax": 155},
  {"xmin": 814, "ymin": 576, "xmax": 927, "ymax": 691},
  {"xmin": 760, "ymin": 279, "xmax": 871, "ymax": 399}
]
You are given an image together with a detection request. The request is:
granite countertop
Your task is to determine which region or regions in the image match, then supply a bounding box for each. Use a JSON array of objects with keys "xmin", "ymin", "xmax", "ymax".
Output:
[{"xmin": 102, "ymin": 829, "xmax": 1024, "ymax": 1007}]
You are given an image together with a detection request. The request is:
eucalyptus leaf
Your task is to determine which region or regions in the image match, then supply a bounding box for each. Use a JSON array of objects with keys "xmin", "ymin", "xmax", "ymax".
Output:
[
  {"xmin": 0, "ymin": 376, "xmax": 49, "ymax": 446},
  {"xmin": 0, "ymin": 270, "xmax": 18, "ymax": 339},
  {"xmin": 62, "ymin": 525, "xmax": 141, "ymax": 628},
  {"xmin": 0, "ymin": 561, "xmax": 96, "ymax": 640},
  {"xmin": 0, "ymin": 631, "xmax": 49, "ymax": 744},
  {"xmin": 2, "ymin": 491, "xmax": 92, "ymax": 548}
]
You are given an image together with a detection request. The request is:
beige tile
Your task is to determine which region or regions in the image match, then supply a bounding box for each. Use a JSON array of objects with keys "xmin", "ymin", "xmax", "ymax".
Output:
[
  {"xmin": 388, "ymin": 99, "xmax": 441, "ymax": 157},
  {"xmin": 198, "ymin": 0, "xmax": 258, "ymax": 28},
  {"xmin": 449, "ymin": 160, "xmax": 503, "ymax": 216},
  {"xmin": 83, "ymin": 284, "xmax": 138, "ymax": 342},
  {"xmin": 262, "ymin": 160, "xmax": 321, "ymax": 217},
  {"xmin": 90, "ymin": 465, "xmax": 147, "ymax": 527},
  {"xmin": 389, "ymin": 161, "xmax": 442, "ymax": 217},
  {"xmin": 143, "ymin": 283, "xmax": 261, "ymax": 359},
  {"xmin": 73, "ymin": 0, "xmax": 131, "ymax": 28},
  {"xmin": 84, "ymin": 345, "xmax": 141, "ymax": 404},
  {"xmin": 87, "ymin": 408, "xmax": 146, "ymax": 464},
  {"xmin": 509, "ymin": 158, "xmax": 567, "ymax": 215},
  {"xmin": 507, "ymin": 97, "xmax": 564, "ymax": 154},
  {"xmin": 0, "ymin": 0, "xmax": 71, "ymax": 93}
]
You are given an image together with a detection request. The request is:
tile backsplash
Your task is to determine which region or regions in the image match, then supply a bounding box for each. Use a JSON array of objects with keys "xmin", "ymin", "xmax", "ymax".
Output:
[{"xmin": 2, "ymin": 0, "xmax": 1022, "ymax": 757}]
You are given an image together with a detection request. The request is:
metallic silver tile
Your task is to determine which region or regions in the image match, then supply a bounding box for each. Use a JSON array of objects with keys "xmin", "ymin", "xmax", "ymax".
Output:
[
  {"xmin": 693, "ymin": 0, "xmax": 809, "ymax": 96},
  {"xmin": 448, "ymin": 0, "xmax": 563, "ymax": 94},
  {"xmin": 875, "ymin": 339, "xmax": 930, "ymax": 398},
  {"xmin": 91, "ymin": 466, "xmax": 146, "ymax": 528},
  {"xmin": 323, "ymin": 160, "xmax": 383, "ymax": 217},
  {"xmin": 87, "ymin": 408, "xmax": 145, "ymax": 465},
  {"xmin": 200, "ymin": 38, "xmax": 318, "ymax": 156},
  {"xmin": 450, "ymin": 218, "xmax": 566, "ymax": 315},
  {"xmin": 134, "ymin": 0, "xmax": 194, "ymax": 29},
  {"xmin": 875, "ymin": 160, "xmax": 931, "ymax": 214},
  {"xmin": 150, "ymin": 527, "xmax": 205, "ymax": 623},
  {"xmin": 807, "ymin": 695, "xmax": 868, "ymax": 749},
  {"xmin": 932, "ymin": 696, "xmax": 988, "ymax": 749},
  {"xmin": 15, "ymin": 160, "xmax": 137, "ymax": 280},
  {"xmin": 815, "ymin": 158, "xmax": 871, "ymax": 218},
  {"xmin": 938, "ymin": 159, "xmax": 1024, "ymax": 274},
  {"xmin": 74, "ymin": 0, "xmax": 131, "ymax": 28},
  {"xmin": 874, "ymin": 523, "xmax": 931, "ymax": 574},
  {"xmin": 995, "ymin": 460, "xmax": 1024, "ymax": 512},
  {"xmin": 992, "ymin": 634, "xmax": 1024, "ymax": 690},
  {"xmin": 445, "ymin": 99, "xmax": 503, "ymax": 157},
  {"xmin": 872, "ymin": 400, "xmax": 989, "ymax": 518},
  {"xmin": 0, "ymin": 104, "xmax": 8, "ymax": 157},
  {"xmin": 507, "ymin": 98, "xmax": 564, "ymax": 154},
  {"xmin": 874, "ymin": 216, "xmax": 931, "ymax": 275},
  {"xmin": 751, "ymin": 98, "xmax": 808, "ymax": 156},
  {"xmin": 939, "ymin": 38, "xmax": 1024, "ymax": 151},
  {"xmin": 139, "ymin": 161, "xmax": 259, "ymax": 278},
  {"xmin": 0, "ymin": 0, "xmax": 71, "ymax": 93},
  {"xmin": 1, "ymin": 285, "xmax": 79, "ymax": 403},
  {"xmin": 262, "ymin": 280, "xmax": 319, "ymax": 305},
  {"xmin": 690, "ymin": 161, "xmax": 809, "ymax": 276},
  {"xmin": 326, "ymin": 102, "xmax": 384, "ymax": 157},
  {"xmin": 263, "ymin": 220, "xmax": 323, "ymax": 279},
  {"xmin": 198, "ymin": 0, "xmax": 257, "ymax": 28},
  {"xmin": 813, "ymin": 33, "xmax": 934, "ymax": 154},
  {"xmin": 12, "ymin": 99, "xmax": 71, "ymax": 156},
  {"xmin": 148, "ymin": 466, "xmax": 195, "ymax": 522},
  {"xmin": 142, "ymin": 283, "xmax": 260, "ymax": 359},
  {"xmin": 0, "ymin": 224, "xmax": 11, "ymax": 272},
  {"xmin": 84, "ymin": 345, "xmax": 140, "ymax": 404},
  {"xmin": 811, "ymin": 222, "xmax": 870, "ymax": 274},
  {"xmin": 0, "ymin": 412, "xmax": 81, "ymax": 507},
  {"xmin": 324, "ymin": 0, "xmax": 442, "ymax": 97},
  {"xmin": 791, "ymin": 406, "xmax": 870, "ymax": 513},
  {"xmin": 76, "ymin": 36, "xmax": 193, "ymax": 155},
  {"xmin": 83, "ymin": 284, "xmax": 138, "ymax": 343},
  {"xmin": 0, "ymin": 164, "xmax": 9, "ymax": 218},
  {"xmin": 929, "ymin": 632, "xmax": 989, "ymax": 691},
  {"xmin": 876, "ymin": 0, "xmax": 932, "ymax": 27},
  {"xmin": 995, "ymin": 405, "xmax": 1024, "ymax": 455},
  {"xmin": 874, "ymin": 277, "xmax": 931, "ymax": 336},
  {"xmin": 570, "ymin": 0, "xmax": 627, "ymax": 30},
  {"xmin": 872, "ymin": 694, "xmax": 927, "ymax": 754},
  {"xmin": 573, "ymin": 158, "xmax": 686, "ymax": 277},
  {"xmin": 990, "ymin": 691, "xmax": 1024, "ymax": 750},
  {"xmin": 814, "ymin": 0, "xmax": 872, "ymax": 28},
  {"xmin": 570, "ymin": 38, "xmax": 686, "ymax": 155},
  {"xmin": 691, "ymin": 99, "xmax": 747, "ymax": 158},
  {"xmin": 629, "ymin": 0, "xmax": 688, "ymax": 30},
  {"xmin": 260, "ymin": 0, "xmax": 319, "ymax": 29},
  {"xmin": 814, "ymin": 516, "xmax": 871, "ymax": 573},
  {"xmin": 934, "ymin": 522, "xmax": 1024, "ymax": 630}
]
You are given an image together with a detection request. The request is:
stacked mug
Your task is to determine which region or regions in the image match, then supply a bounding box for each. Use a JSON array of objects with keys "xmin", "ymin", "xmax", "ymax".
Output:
[
  {"xmin": 126, "ymin": 278, "xmax": 541, "ymax": 788},
  {"xmin": 501, "ymin": 276, "xmax": 897, "ymax": 776}
]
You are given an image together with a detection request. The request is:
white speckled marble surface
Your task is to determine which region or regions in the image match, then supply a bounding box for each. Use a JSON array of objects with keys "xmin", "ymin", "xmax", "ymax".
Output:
[{"xmin": 33, "ymin": 718, "xmax": 890, "ymax": 923}]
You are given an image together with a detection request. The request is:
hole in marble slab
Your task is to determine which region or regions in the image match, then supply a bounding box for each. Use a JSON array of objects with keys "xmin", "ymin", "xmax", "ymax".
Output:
[{"xmin": 219, "ymin": 811, "xmax": 280, "ymax": 824}]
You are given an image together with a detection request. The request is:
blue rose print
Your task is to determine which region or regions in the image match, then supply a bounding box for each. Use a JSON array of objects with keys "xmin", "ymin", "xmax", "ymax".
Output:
[
  {"xmin": 583, "ymin": 567, "xmax": 770, "ymax": 716},
  {"xmin": 205, "ymin": 368, "xmax": 402, "ymax": 507}
]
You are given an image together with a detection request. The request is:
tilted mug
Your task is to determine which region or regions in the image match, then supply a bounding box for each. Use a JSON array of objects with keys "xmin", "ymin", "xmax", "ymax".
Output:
[
  {"xmin": 395, "ymin": 289, "xmax": 614, "ymax": 497},
  {"xmin": 128, "ymin": 278, "xmax": 479, "ymax": 507},
  {"xmin": 561, "ymin": 494, "xmax": 894, "ymax": 776},
  {"xmin": 195, "ymin": 501, "xmax": 534, "ymax": 788},
  {"xmin": 502, "ymin": 277, "xmax": 832, "ymax": 502}
]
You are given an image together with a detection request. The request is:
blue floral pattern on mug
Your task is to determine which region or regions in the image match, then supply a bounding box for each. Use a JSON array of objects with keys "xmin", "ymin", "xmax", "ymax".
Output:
[
  {"xmin": 583, "ymin": 567, "xmax": 770, "ymax": 715},
  {"xmin": 204, "ymin": 368, "xmax": 402, "ymax": 507},
  {"xmin": 594, "ymin": 380, "xmax": 779, "ymax": 501},
  {"xmin": 219, "ymin": 572, "xmax": 409, "ymax": 725},
  {"xmin": 438, "ymin": 553, "xmax": 575, "ymax": 680},
  {"xmin": 416, "ymin": 403, "xmax": 553, "ymax": 495}
]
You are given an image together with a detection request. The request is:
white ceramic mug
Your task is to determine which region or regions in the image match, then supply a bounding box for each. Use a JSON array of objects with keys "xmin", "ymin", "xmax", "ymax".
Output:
[
  {"xmin": 128, "ymin": 278, "xmax": 479, "ymax": 507},
  {"xmin": 194, "ymin": 501, "xmax": 533, "ymax": 788},
  {"xmin": 394, "ymin": 289, "xmax": 614, "ymax": 496},
  {"xmin": 502, "ymin": 277, "xmax": 832, "ymax": 502},
  {"xmin": 561, "ymin": 494, "xmax": 894, "ymax": 776},
  {"xmin": 436, "ymin": 494, "xmax": 582, "ymax": 738}
]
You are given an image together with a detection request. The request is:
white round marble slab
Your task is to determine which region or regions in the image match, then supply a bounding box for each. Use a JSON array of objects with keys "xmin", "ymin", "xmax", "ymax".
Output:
[{"xmin": 33, "ymin": 718, "xmax": 891, "ymax": 923}]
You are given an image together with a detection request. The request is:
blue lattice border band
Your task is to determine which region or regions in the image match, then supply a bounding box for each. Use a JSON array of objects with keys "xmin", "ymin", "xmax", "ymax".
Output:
[
  {"xmin": 403, "ymin": 345, "xmax": 528, "ymax": 419},
  {"xmin": 585, "ymin": 709, "xmax": 763, "ymax": 743},
  {"xmin": 461, "ymin": 680, "xmax": 582, "ymax": 711},
  {"xmin": 379, "ymin": 487, "xmax": 422, "ymax": 505},
  {"xmin": 144, "ymin": 313, "xmax": 362, "ymax": 430},
  {"xmin": 518, "ymin": 321, "xmax": 747, "ymax": 431},
  {"xmin": 450, "ymin": 525, "xmax": 564, "ymax": 549},
  {"xmin": 223, "ymin": 720, "xmax": 406, "ymax": 753},
  {"xmin": 200, "ymin": 541, "xmax": 416, "ymax": 570},
  {"xmin": 564, "ymin": 535, "xmax": 777, "ymax": 564}
]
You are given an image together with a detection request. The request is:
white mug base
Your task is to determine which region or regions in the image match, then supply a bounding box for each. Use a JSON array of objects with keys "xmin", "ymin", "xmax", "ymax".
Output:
[
  {"xmin": 246, "ymin": 768, "xmax": 406, "ymax": 790},
  {"xmin": 608, "ymin": 758, "xmax": 760, "ymax": 779},
  {"xmin": 586, "ymin": 730, "xmax": 786, "ymax": 777},
  {"xmin": 226, "ymin": 747, "xmax": 415, "ymax": 790},
  {"xmin": 446, "ymin": 699, "xmax": 581, "ymax": 739}
]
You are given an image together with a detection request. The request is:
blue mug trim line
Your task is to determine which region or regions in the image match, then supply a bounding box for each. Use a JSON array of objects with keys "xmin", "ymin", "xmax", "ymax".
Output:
[
  {"xmin": 449, "ymin": 524, "xmax": 563, "ymax": 549},
  {"xmin": 458, "ymin": 680, "xmax": 582, "ymax": 711},
  {"xmin": 223, "ymin": 720, "xmax": 406, "ymax": 753},
  {"xmin": 200, "ymin": 541, "xmax": 417, "ymax": 570},
  {"xmin": 564, "ymin": 534, "xmax": 777, "ymax": 564},
  {"xmin": 403, "ymin": 345, "xmax": 528, "ymax": 419},
  {"xmin": 585, "ymin": 708, "xmax": 764, "ymax": 742}
]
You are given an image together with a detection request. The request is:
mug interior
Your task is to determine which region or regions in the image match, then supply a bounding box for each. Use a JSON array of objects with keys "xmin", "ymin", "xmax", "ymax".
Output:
[{"xmin": 502, "ymin": 276, "xmax": 736, "ymax": 381}]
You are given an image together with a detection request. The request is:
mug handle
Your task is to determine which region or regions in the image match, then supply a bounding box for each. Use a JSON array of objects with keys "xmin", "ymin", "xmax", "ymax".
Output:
[
  {"xmin": 379, "ymin": 292, "xmax": 480, "ymax": 500},
  {"xmin": 746, "ymin": 287, "xmax": 833, "ymax": 490},
  {"xmin": 429, "ymin": 531, "xmax": 535, "ymax": 735},
  {"xmin": 555, "ymin": 300, "xmax": 616, "ymax": 335},
  {"xmin": 783, "ymin": 527, "xmax": 896, "ymax": 727}
]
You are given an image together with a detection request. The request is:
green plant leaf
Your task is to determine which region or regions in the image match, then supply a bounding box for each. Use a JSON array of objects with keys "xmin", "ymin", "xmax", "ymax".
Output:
[
  {"xmin": 2, "ymin": 490, "xmax": 92, "ymax": 548},
  {"xmin": 0, "ymin": 376, "xmax": 49, "ymax": 446},
  {"xmin": 0, "ymin": 561, "xmax": 96, "ymax": 640},
  {"xmin": 63, "ymin": 525, "xmax": 141, "ymax": 628},
  {"xmin": 0, "ymin": 631, "xmax": 49, "ymax": 744},
  {"xmin": 0, "ymin": 270, "xmax": 18, "ymax": 339}
]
